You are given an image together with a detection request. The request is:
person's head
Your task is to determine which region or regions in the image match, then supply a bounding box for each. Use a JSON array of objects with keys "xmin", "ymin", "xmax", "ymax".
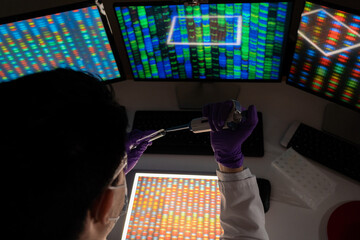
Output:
[{"xmin": 1, "ymin": 68, "xmax": 128, "ymax": 240}]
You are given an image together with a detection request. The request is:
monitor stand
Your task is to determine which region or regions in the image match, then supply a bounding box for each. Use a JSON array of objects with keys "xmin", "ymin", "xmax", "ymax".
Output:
[
  {"xmin": 322, "ymin": 103, "xmax": 360, "ymax": 145},
  {"xmin": 176, "ymin": 82, "xmax": 240, "ymax": 109}
]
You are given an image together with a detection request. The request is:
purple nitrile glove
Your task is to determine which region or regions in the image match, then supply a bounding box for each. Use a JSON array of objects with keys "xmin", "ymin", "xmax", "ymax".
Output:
[
  {"xmin": 124, "ymin": 129, "xmax": 156, "ymax": 174},
  {"xmin": 202, "ymin": 101, "xmax": 258, "ymax": 168}
]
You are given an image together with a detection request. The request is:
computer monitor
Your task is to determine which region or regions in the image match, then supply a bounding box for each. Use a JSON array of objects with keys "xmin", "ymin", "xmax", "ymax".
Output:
[
  {"xmin": 0, "ymin": 1, "xmax": 123, "ymax": 83},
  {"xmin": 105, "ymin": 0, "xmax": 294, "ymax": 82},
  {"xmin": 122, "ymin": 172, "xmax": 222, "ymax": 240},
  {"xmin": 287, "ymin": 0, "xmax": 360, "ymax": 112}
]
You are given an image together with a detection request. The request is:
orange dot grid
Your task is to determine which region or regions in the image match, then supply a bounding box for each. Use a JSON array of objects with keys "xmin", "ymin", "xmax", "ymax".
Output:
[{"xmin": 123, "ymin": 174, "xmax": 222, "ymax": 240}]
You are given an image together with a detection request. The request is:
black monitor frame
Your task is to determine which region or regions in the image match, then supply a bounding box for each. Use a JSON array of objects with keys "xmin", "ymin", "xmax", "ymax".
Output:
[
  {"xmin": 103, "ymin": 0, "xmax": 295, "ymax": 82},
  {"xmin": 0, "ymin": 0, "xmax": 125, "ymax": 84},
  {"xmin": 285, "ymin": 0, "xmax": 360, "ymax": 113}
]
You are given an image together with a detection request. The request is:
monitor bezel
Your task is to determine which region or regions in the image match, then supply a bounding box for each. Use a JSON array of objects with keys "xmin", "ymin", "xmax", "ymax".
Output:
[
  {"xmin": 0, "ymin": 0, "xmax": 125, "ymax": 84},
  {"xmin": 285, "ymin": 0, "xmax": 360, "ymax": 113},
  {"xmin": 103, "ymin": 0, "xmax": 295, "ymax": 82}
]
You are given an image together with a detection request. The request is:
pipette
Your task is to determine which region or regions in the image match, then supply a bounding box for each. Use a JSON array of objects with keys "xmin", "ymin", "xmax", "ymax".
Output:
[{"xmin": 134, "ymin": 100, "xmax": 244, "ymax": 147}]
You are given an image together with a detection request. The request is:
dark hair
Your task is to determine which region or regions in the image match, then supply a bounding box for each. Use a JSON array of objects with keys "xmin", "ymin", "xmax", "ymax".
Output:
[{"xmin": 1, "ymin": 68, "xmax": 128, "ymax": 240}]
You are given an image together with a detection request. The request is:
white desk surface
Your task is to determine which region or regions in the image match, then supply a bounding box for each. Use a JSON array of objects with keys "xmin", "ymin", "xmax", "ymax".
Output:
[{"xmin": 109, "ymin": 80, "xmax": 360, "ymax": 240}]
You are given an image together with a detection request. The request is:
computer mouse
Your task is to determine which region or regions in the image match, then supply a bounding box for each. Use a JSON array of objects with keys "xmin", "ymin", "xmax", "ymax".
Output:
[{"xmin": 257, "ymin": 178, "xmax": 271, "ymax": 213}]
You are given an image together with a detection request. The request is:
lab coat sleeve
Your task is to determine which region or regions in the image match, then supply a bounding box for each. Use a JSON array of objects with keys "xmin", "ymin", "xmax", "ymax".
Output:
[{"xmin": 216, "ymin": 168, "xmax": 269, "ymax": 240}]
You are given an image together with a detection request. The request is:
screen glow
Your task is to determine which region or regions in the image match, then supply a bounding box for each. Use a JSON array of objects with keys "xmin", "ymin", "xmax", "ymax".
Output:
[
  {"xmin": 288, "ymin": 1, "xmax": 360, "ymax": 111},
  {"xmin": 115, "ymin": 2, "xmax": 291, "ymax": 81},
  {"xmin": 0, "ymin": 6, "xmax": 121, "ymax": 82},
  {"xmin": 123, "ymin": 173, "xmax": 222, "ymax": 240}
]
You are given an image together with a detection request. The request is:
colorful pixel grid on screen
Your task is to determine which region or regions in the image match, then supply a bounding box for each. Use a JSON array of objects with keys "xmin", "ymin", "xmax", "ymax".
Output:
[
  {"xmin": 0, "ymin": 6, "xmax": 120, "ymax": 82},
  {"xmin": 123, "ymin": 173, "xmax": 222, "ymax": 240},
  {"xmin": 114, "ymin": 2, "xmax": 290, "ymax": 80},
  {"xmin": 288, "ymin": 1, "xmax": 360, "ymax": 110}
]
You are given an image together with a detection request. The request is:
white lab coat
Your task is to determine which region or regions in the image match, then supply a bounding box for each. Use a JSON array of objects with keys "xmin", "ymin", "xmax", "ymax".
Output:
[{"xmin": 217, "ymin": 168, "xmax": 269, "ymax": 240}]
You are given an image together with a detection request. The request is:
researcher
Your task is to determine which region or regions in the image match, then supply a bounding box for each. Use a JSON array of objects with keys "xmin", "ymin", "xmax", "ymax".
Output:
[{"xmin": 2, "ymin": 68, "xmax": 268, "ymax": 240}]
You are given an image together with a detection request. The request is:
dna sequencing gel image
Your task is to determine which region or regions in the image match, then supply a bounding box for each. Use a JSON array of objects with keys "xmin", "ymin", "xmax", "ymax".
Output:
[
  {"xmin": 123, "ymin": 173, "xmax": 222, "ymax": 240},
  {"xmin": 0, "ymin": 6, "xmax": 120, "ymax": 82},
  {"xmin": 288, "ymin": 1, "xmax": 360, "ymax": 110},
  {"xmin": 115, "ymin": 2, "xmax": 290, "ymax": 80}
]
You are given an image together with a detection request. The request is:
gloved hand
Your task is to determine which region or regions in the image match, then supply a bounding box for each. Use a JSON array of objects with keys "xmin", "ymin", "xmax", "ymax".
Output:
[
  {"xmin": 125, "ymin": 129, "xmax": 155, "ymax": 174},
  {"xmin": 202, "ymin": 101, "xmax": 258, "ymax": 168}
]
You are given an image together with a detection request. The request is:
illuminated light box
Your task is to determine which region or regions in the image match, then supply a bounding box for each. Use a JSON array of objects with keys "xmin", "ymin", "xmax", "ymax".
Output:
[
  {"xmin": 122, "ymin": 173, "xmax": 222, "ymax": 240},
  {"xmin": 287, "ymin": 1, "xmax": 360, "ymax": 111},
  {"xmin": 113, "ymin": 2, "xmax": 293, "ymax": 81},
  {"xmin": 0, "ymin": 4, "xmax": 122, "ymax": 83}
]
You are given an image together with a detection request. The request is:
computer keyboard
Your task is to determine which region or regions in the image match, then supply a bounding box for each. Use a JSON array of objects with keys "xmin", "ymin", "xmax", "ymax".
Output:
[
  {"xmin": 286, "ymin": 123, "xmax": 360, "ymax": 182},
  {"xmin": 132, "ymin": 110, "xmax": 264, "ymax": 157}
]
